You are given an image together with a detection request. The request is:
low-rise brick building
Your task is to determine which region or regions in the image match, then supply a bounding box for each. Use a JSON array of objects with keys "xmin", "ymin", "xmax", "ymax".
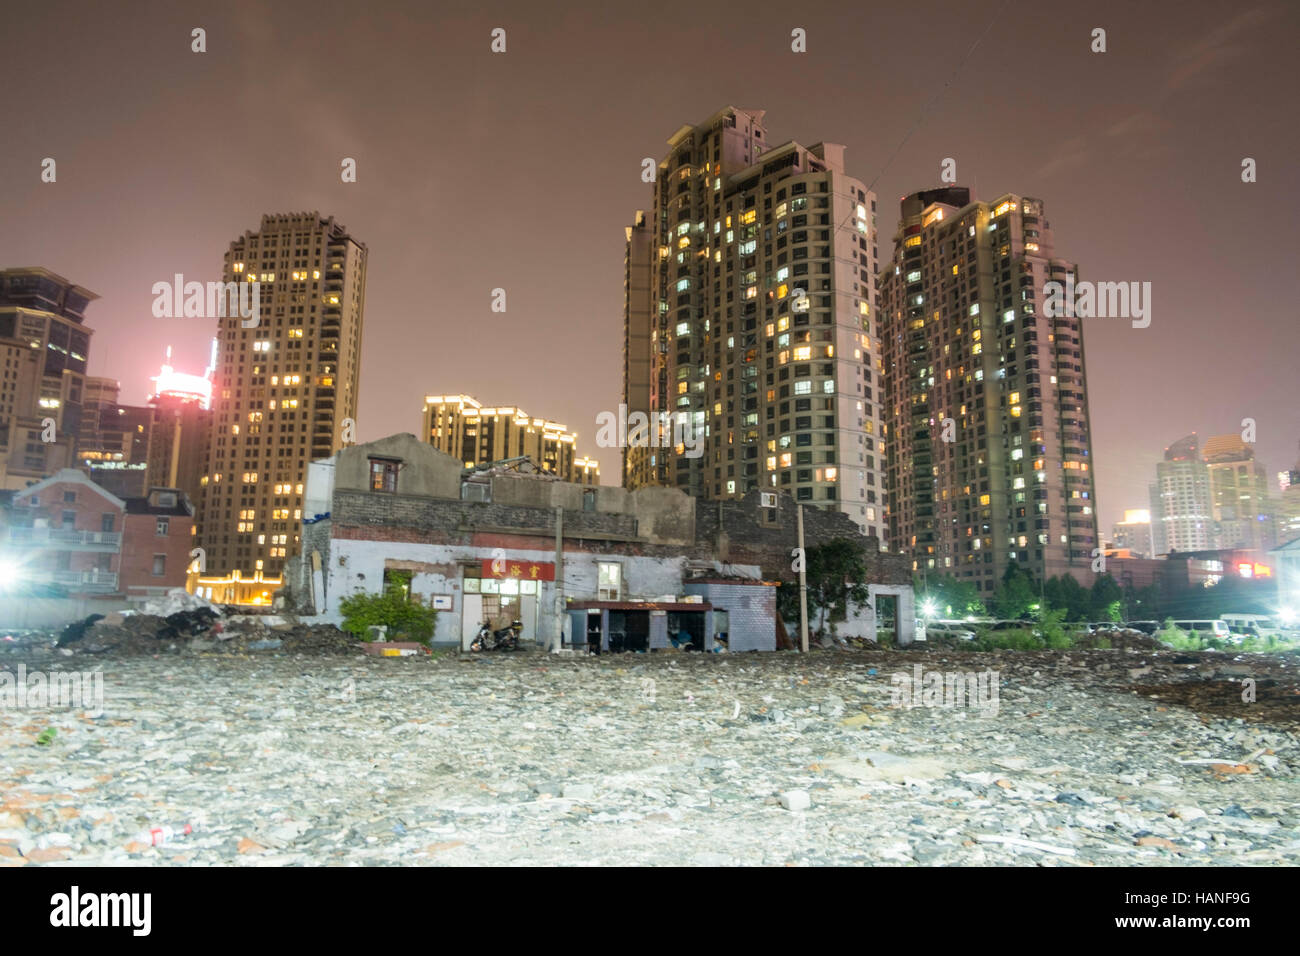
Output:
[{"xmin": 1, "ymin": 469, "xmax": 193, "ymax": 600}]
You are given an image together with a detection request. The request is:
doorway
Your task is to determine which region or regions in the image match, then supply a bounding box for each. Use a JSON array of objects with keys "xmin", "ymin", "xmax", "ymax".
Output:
[{"xmin": 874, "ymin": 593, "xmax": 898, "ymax": 645}]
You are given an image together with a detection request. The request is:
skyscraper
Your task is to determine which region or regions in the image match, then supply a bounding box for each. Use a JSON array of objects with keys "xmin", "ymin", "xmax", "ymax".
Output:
[
  {"xmin": 195, "ymin": 213, "xmax": 367, "ymax": 579},
  {"xmin": 421, "ymin": 393, "xmax": 598, "ymax": 484},
  {"xmin": 621, "ymin": 106, "xmax": 886, "ymax": 539},
  {"xmin": 879, "ymin": 189, "xmax": 1098, "ymax": 595},
  {"xmin": 1202, "ymin": 433, "xmax": 1273, "ymax": 551},
  {"xmin": 147, "ymin": 346, "xmax": 214, "ymax": 509},
  {"xmin": 1149, "ymin": 434, "xmax": 1212, "ymax": 555},
  {"xmin": 0, "ymin": 268, "xmax": 97, "ymax": 489}
]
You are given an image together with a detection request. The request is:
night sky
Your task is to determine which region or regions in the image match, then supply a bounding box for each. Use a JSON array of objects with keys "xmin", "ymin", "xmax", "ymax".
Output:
[{"xmin": 3, "ymin": 0, "xmax": 1296, "ymax": 535}]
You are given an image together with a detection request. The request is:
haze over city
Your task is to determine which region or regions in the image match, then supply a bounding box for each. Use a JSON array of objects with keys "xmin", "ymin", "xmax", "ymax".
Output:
[{"xmin": 3, "ymin": 0, "xmax": 1296, "ymax": 535}]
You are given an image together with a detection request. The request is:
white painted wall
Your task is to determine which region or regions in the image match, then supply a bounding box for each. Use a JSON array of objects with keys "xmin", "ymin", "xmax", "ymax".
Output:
[{"xmin": 319, "ymin": 539, "xmax": 712, "ymax": 646}]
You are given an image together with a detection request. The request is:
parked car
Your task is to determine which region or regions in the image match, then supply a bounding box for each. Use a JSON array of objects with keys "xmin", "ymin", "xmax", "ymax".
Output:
[
  {"xmin": 1124, "ymin": 620, "xmax": 1160, "ymax": 635},
  {"xmin": 926, "ymin": 621, "xmax": 977, "ymax": 641}
]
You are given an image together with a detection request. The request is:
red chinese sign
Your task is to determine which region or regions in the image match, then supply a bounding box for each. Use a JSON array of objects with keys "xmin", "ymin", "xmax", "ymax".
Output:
[{"xmin": 481, "ymin": 559, "xmax": 555, "ymax": 581}]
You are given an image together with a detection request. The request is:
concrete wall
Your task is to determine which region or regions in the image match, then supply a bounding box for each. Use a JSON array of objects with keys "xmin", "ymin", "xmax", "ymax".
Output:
[
  {"xmin": 699, "ymin": 489, "xmax": 910, "ymax": 584},
  {"xmin": 0, "ymin": 596, "xmax": 130, "ymax": 629},
  {"xmin": 318, "ymin": 537, "xmax": 694, "ymax": 647},
  {"xmin": 333, "ymin": 434, "xmax": 462, "ymax": 499}
]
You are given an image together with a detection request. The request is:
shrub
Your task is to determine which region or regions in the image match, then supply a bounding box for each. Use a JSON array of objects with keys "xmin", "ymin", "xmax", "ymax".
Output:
[
  {"xmin": 971, "ymin": 627, "xmax": 1043, "ymax": 651},
  {"xmin": 1156, "ymin": 622, "xmax": 1201, "ymax": 650},
  {"xmin": 339, "ymin": 590, "xmax": 437, "ymax": 645},
  {"xmin": 1036, "ymin": 608, "xmax": 1072, "ymax": 650}
]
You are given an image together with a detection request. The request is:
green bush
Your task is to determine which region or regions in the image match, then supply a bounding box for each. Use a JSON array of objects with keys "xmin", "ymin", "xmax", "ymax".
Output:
[
  {"xmin": 339, "ymin": 590, "xmax": 437, "ymax": 645},
  {"xmin": 1156, "ymin": 621, "xmax": 1202, "ymax": 650},
  {"xmin": 971, "ymin": 627, "xmax": 1043, "ymax": 651},
  {"xmin": 1036, "ymin": 608, "xmax": 1072, "ymax": 650}
]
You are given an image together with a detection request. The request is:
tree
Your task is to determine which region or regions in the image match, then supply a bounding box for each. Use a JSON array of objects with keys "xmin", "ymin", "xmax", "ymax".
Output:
[
  {"xmin": 778, "ymin": 538, "xmax": 871, "ymax": 635},
  {"xmin": 915, "ymin": 573, "xmax": 986, "ymax": 619},
  {"xmin": 1089, "ymin": 574, "xmax": 1124, "ymax": 621},
  {"xmin": 992, "ymin": 561, "xmax": 1038, "ymax": 619},
  {"xmin": 1043, "ymin": 575, "xmax": 1090, "ymax": 621},
  {"xmin": 1122, "ymin": 583, "xmax": 1160, "ymax": 621}
]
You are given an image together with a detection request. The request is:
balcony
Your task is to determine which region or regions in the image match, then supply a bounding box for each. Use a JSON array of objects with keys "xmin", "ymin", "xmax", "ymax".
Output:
[
  {"xmin": 5, "ymin": 528, "xmax": 121, "ymax": 550},
  {"xmin": 51, "ymin": 569, "xmax": 119, "ymax": 592}
]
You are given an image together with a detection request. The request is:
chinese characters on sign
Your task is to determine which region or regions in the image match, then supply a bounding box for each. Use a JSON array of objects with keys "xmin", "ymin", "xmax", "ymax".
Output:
[{"xmin": 481, "ymin": 560, "xmax": 556, "ymax": 581}]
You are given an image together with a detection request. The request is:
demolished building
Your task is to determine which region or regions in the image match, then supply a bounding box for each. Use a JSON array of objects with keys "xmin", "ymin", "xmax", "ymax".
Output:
[{"xmin": 286, "ymin": 434, "xmax": 915, "ymax": 649}]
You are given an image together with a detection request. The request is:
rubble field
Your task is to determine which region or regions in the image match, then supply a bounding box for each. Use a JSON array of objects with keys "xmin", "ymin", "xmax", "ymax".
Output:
[{"xmin": 1, "ymin": 640, "xmax": 1297, "ymax": 866}]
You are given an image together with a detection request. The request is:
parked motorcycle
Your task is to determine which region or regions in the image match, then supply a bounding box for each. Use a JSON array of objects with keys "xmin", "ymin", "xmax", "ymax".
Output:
[{"xmin": 470, "ymin": 619, "xmax": 522, "ymax": 652}]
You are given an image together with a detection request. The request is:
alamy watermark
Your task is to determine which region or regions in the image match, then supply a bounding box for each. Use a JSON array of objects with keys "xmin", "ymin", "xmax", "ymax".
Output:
[
  {"xmin": 151, "ymin": 274, "xmax": 260, "ymax": 327},
  {"xmin": 596, "ymin": 403, "xmax": 704, "ymax": 459},
  {"xmin": 1043, "ymin": 273, "xmax": 1150, "ymax": 328},
  {"xmin": 890, "ymin": 664, "xmax": 999, "ymax": 716},
  {"xmin": 0, "ymin": 664, "xmax": 103, "ymax": 714}
]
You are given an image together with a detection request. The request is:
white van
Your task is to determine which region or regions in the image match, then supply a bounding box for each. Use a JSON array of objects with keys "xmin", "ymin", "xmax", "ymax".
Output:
[{"xmin": 1171, "ymin": 620, "xmax": 1233, "ymax": 642}]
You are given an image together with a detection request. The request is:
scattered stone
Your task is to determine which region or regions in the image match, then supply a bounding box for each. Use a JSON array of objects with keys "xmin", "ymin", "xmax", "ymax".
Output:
[
  {"xmin": 779, "ymin": 790, "xmax": 811, "ymax": 812},
  {"xmin": 1, "ymin": 646, "xmax": 1296, "ymax": 865}
]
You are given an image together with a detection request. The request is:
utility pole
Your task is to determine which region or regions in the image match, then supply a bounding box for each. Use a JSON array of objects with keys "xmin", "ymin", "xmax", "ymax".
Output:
[
  {"xmin": 552, "ymin": 506, "xmax": 564, "ymax": 652},
  {"xmin": 797, "ymin": 503, "xmax": 809, "ymax": 653}
]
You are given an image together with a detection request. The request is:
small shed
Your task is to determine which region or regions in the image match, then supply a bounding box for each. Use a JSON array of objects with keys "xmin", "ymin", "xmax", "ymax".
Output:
[
  {"xmin": 682, "ymin": 578, "xmax": 778, "ymax": 652},
  {"xmin": 566, "ymin": 600, "xmax": 715, "ymax": 653}
]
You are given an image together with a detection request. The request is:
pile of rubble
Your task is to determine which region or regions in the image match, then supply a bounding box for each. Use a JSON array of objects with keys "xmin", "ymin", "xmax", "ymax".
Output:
[{"xmin": 27, "ymin": 589, "xmax": 366, "ymax": 658}]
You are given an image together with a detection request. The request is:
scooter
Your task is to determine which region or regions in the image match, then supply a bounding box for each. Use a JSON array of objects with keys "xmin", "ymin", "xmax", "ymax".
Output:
[{"xmin": 470, "ymin": 619, "xmax": 522, "ymax": 652}]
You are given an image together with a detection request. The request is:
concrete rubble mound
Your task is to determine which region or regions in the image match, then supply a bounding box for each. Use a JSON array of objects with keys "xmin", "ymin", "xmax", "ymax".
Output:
[
  {"xmin": 138, "ymin": 587, "xmax": 224, "ymax": 618},
  {"xmin": 45, "ymin": 609, "xmax": 364, "ymax": 657}
]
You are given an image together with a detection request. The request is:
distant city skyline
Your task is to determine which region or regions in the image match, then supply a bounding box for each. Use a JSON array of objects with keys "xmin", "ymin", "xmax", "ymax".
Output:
[{"xmin": 3, "ymin": 0, "xmax": 1296, "ymax": 538}]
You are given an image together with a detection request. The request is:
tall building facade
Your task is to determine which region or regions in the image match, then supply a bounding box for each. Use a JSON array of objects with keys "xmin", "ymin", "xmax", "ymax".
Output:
[
  {"xmin": 1202, "ymin": 434, "xmax": 1273, "ymax": 550},
  {"xmin": 76, "ymin": 375, "xmax": 154, "ymax": 497},
  {"xmin": 1149, "ymin": 434, "xmax": 1212, "ymax": 555},
  {"xmin": 147, "ymin": 348, "xmax": 214, "ymax": 509},
  {"xmin": 621, "ymin": 106, "xmax": 886, "ymax": 538},
  {"xmin": 1111, "ymin": 509, "xmax": 1153, "ymax": 557},
  {"xmin": 0, "ymin": 268, "xmax": 97, "ymax": 489},
  {"xmin": 623, "ymin": 209, "xmax": 655, "ymax": 489},
  {"xmin": 195, "ymin": 213, "xmax": 367, "ymax": 578},
  {"xmin": 879, "ymin": 188, "xmax": 1098, "ymax": 595},
  {"xmin": 422, "ymin": 394, "xmax": 597, "ymax": 484}
]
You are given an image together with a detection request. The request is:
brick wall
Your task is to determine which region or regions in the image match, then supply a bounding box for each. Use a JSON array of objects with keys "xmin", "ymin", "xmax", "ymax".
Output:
[
  {"xmin": 683, "ymin": 581, "xmax": 776, "ymax": 652},
  {"xmin": 696, "ymin": 490, "xmax": 911, "ymax": 584},
  {"xmin": 119, "ymin": 512, "xmax": 192, "ymax": 594}
]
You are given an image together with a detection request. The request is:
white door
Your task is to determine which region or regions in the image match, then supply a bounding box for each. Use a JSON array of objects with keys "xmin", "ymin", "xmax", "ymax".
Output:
[{"xmin": 462, "ymin": 593, "xmax": 483, "ymax": 650}]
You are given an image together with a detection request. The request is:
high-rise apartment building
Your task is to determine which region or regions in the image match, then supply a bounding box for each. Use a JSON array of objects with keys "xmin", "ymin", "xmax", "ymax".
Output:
[
  {"xmin": 621, "ymin": 106, "xmax": 886, "ymax": 538},
  {"xmin": 879, "ymin": 188, "xmax": 1098, "ymax": 594},
  {"xmin": 1202, "ymin": 433, "xmax": 1273, "ymax": 551},
  {"xmin": 195, "ymin": 213, "xmax": 367, "ymax": 578},
  {"xmin": 1110, "ymin": 508, "xmax": 1153, "ymax": 557},
  {"xmin": 421, "ymin": 394, "xmax": 597, "ymax": 484},
  {"xmin": 0, "ymin": 268, "xmax": 97, "ymax": 489},
  {"xmin": 76, "ymin": 375, "xmax": 154, "ymax": 497},
  {"xmin": 1149, "ymin": 434, "xmax": 1213, "ymax": 555},
  {"xmin": 623, "ymin": 209, "xmax": 655, "ymax": 490},
  {"xmin": 147, "ymin": 347, "xmax": 214, "ymax": 508}
]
